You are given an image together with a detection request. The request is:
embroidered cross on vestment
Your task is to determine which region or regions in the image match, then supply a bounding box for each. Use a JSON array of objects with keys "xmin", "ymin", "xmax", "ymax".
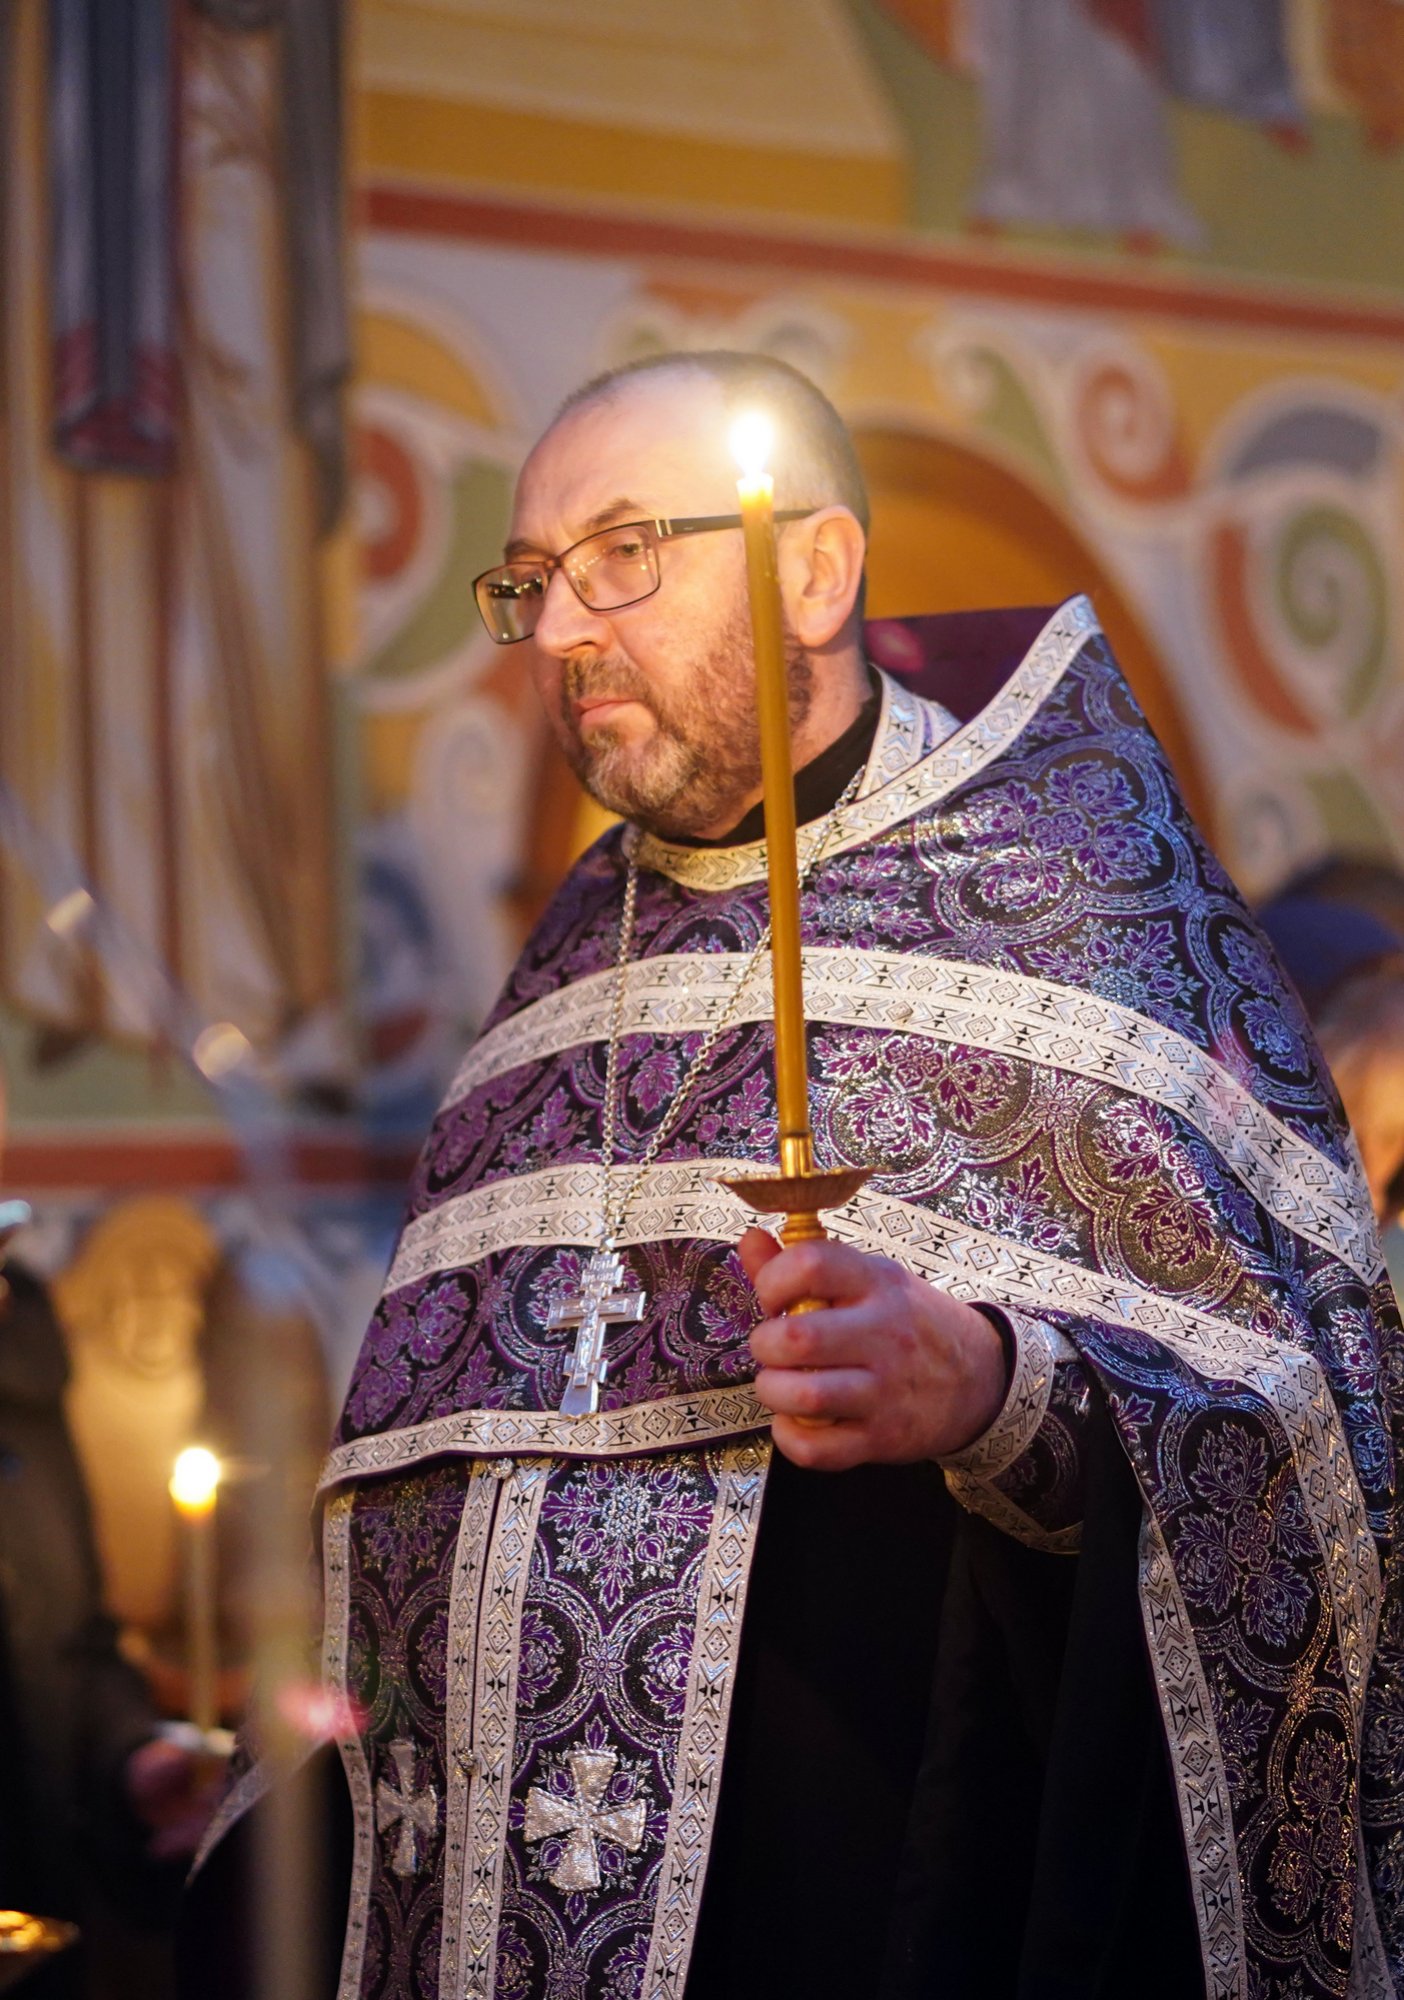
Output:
[
  {"xmin": 375, "ymin": 1739, "xmax": 438, "ymax": 1877},
  {"xmin": 523, "ymin": 1745, "xmax": 648, "ymax": 1892},
  {"xmin": 548, "ymin": 1248, "xmax": 647, "ymax": 1416}
]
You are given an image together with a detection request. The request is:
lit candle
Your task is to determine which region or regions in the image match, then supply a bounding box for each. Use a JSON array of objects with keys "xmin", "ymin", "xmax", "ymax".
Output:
[
  {"xmin": 169, "ymin": 1445, "xmax": 221, "ymax": 1737},
  {"xmin": 720, "ymin": 415, "xmax": 872, "ymax": 1330},
  {"xmin": 730, "ymin": 411, "xmax": 814, "ymax": 1189}
]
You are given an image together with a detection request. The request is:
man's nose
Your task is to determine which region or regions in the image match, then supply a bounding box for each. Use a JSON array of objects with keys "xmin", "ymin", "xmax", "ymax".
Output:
[{"xmin": 531, "ymin": 567, "xmax": 611, "ymax": 657}]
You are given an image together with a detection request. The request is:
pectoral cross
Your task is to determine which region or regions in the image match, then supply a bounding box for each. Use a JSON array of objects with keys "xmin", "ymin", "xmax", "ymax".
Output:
[
  {"xmin": 523, "ymin": 1744, "xmax": 648, "ymax": 1892},
  {"xmin": 375, "ymin": 1739, "xmax": 438, "ymax": 1878},
  {"xmin": 548, "ymin": 1248, "xmax": 647, "ymax": 1417}
]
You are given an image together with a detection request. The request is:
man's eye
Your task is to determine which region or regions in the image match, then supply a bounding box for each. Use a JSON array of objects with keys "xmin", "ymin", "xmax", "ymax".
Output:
[
  {"xmin": 491, "ymin": 574, "xmax": 544, "ymax": 600},
  {"xmin": 602, "ymin": 536, "xmax": 646, "ymax": 562}
]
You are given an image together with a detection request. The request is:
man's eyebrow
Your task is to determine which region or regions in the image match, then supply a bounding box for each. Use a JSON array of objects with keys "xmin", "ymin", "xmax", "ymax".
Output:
[
  {"xmin": 581, "ymin": 498, "xmax": 649, "ymax": 535},
  {"xmin": 502, "ymin": 499, "xmax": 649, "ymax": 562}
]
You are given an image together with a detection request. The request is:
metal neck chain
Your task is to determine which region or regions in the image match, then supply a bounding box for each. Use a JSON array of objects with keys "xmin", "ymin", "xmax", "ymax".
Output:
[{"xmin": 596, "ymin": 763, "xmax": 865, "ymax": 1247}]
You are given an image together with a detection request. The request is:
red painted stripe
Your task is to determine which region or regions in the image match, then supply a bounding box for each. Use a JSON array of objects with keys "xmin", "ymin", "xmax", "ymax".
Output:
[
  {"xmin": 6, "ymin": 1133, "xmax": 419, "ymax": 1192},
  {"xmin": 358, "ymin": 184, "xmax": 1404, "ymax": 345}
]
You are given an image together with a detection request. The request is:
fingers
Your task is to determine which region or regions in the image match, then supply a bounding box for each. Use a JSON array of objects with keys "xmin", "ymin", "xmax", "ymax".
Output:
[
  {"xmin": 737, "ymin": 1225, "xmax": 782, "ymax": 1284},
  {"xmin": 770, "ymin": 1412, "xmax": 875, "ymax": 1473},
  {"xmin": 753, "ymin": 1362, "xmax": 872, "ymax": 1424},
  {"xmin": 748, "ymin": 1238, "xmax": 888, "ymax": 1316},
  {"xmin": 749, "ymin": 1302, "xmax": 853, "ymax": 1372},
  {"xmin": 751, "ymin": 1326, "xmax": 881, "ymax": 1468}
]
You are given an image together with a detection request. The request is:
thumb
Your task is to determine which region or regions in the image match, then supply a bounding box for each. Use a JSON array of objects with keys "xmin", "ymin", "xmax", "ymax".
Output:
[{"xmin": 737, "ymin": 1225, "xmax": 782, "ymax": 1286}]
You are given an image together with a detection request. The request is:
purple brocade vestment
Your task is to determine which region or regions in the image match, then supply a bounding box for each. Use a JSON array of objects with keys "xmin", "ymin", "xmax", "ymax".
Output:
[{"xmin": 199, "ymin": 597, "xmax": 1404, "ymax": 2000}]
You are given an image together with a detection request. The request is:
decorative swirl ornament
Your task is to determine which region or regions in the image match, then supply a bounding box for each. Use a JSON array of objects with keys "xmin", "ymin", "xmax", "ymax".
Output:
[
  {"xmin": 1274, "ymin": 503, "xmax": 1388, "ymax": 724},
  {"xmin": 1075, "ymin": 350, "xmax": 1190, "ymax": 503},
  {"xmin": 1212, "ymin": 500, "xmax": 1389, "ymax": 739}
]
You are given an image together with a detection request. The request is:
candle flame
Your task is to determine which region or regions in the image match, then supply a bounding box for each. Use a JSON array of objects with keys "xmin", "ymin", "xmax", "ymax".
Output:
[
  {"xmin": 729, "ymin": 410, "xmax": 774, "ymax": 481},
  {"xmin": 170, "ymin": 1445, "xmax": 222, "ymax": 1512}
]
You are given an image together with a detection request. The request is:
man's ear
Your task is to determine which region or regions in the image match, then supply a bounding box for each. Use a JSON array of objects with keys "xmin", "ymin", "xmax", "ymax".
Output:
[{"xmin": 780, "ymin": 507, "xmax": 866, "ymax": 649}]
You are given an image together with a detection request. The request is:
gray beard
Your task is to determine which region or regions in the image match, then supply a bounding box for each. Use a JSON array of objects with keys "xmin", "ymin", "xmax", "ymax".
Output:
[{"xmin": 558, "ymin": 612, "xmax": 815, "ymax": 841}]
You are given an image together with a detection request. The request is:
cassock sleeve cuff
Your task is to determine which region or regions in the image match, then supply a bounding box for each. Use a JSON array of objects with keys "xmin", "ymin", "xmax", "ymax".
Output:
[{"xmin": 935, "ymin": 1308, "xmax": 1078, "ymax": 1484}]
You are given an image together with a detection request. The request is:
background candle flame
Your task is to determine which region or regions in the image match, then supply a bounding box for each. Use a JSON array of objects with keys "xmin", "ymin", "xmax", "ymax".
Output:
[
  {"xmin": 729, "ymin": 410, "xmax": 773, "ymax": 480},
  {"xmin": 170, "ymin": 1445, "xmax": 222, "ymax": 1514}
]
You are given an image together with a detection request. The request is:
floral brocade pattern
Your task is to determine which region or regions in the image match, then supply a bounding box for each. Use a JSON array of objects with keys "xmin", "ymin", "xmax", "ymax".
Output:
[
  {"xmin": 323, "ymin": 623, "xmax": 1404, "ymax": 2000},
  {"xmin": 1085, "ymin": 1316, "xmax": 1370, "ymax": 1995},
  {"xmin": 497, "ymin": 1452, "xmax": 718, "ymax": 1997},
  {"xmin": 347, "ymin": 1463, "xmax": 468, "ymax": 1995}
]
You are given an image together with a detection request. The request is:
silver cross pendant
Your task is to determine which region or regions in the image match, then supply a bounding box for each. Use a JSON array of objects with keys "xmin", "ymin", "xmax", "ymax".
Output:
[{"xmin": 548, "ymin": 1247, "xmax": 647, "ymax": 1416}]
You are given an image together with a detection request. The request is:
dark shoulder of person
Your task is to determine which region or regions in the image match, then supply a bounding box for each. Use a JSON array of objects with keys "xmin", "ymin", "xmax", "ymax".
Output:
[{"xmin": 0, "ymin": 1260, "xmax": 70, "ymax": 1411}]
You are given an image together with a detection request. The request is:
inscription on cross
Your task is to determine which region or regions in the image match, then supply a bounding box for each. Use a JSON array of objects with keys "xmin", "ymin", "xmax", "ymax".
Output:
[
  {"xmin": 548, "ymin": 1248, "xmax": 647, "ymax": 1417},
  {"xmin": 375, "ymin": 1739, "xmax": 439, "ymax": 1878}
]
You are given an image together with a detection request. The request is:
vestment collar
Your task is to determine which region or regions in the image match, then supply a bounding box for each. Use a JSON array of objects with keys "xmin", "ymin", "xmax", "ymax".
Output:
[{"xmin": 627, "ymin": 594, "xmax": 1099, "ymax": 891}]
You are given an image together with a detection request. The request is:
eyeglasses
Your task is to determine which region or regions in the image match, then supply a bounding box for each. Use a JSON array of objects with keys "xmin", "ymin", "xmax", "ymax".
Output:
[{"xmin": 473, "ymin": 511, "xmax": 813, "ymax": 645}]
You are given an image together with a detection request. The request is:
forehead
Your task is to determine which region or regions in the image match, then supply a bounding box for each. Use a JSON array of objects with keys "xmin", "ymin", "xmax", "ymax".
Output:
[{"xmin": 510, "ymin": 374, "xmax": 737, "ymax": 542}]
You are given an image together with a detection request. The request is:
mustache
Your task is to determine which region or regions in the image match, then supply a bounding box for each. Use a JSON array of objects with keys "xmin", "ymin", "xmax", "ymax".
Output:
[{"xmin": 563, "ymin": 656, "xmax": 658, "ymax": 712}]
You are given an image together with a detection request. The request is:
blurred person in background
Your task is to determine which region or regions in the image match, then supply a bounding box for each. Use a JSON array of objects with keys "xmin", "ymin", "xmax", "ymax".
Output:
[
  {"xmin": 1259, "ymin": 862, "xmax": 1404, "ymax": 1299},
  {"xmin": 0, "ymin": 1067, "xmax": 216, "ymax": 1997}
]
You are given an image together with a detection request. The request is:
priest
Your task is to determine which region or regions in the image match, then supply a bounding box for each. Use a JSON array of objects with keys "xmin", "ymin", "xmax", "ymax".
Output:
[{"xmin": 186, "ymin": 352, "xmax": 1404, "ymax": 2000}]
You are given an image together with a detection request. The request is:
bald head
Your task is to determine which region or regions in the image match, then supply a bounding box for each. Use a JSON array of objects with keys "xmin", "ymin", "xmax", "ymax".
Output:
[{"xmin": 555, "ymin": 350, "xmax": 869, "ymax": 533}]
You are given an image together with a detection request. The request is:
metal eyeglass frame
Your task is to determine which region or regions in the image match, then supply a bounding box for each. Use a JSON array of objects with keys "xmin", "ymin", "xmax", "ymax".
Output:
[{"xmin": 472, "ymin": 511, "xmax": 814, "ymax": 644}]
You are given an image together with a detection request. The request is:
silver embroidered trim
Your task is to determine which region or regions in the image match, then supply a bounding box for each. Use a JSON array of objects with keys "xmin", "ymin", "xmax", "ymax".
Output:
[
  {"xmin": 459, "ymin": 1460, "xmax": 548, "ymax": 1998},
  {"xmin": 937, "ymin": 1311, "xmax": 1067, "ymax": 1482},
  {"xmin": 939, "ymin": 1314, "xmax": 1082, "ymax": 1553},
  {"xmin": 1349, "ymin": 1826, "xmax": 1394, "ymax": 1998},
  {"xmin": 943, "ymin": 1476, "xmax": 1083, "ymax": 1556},
  {"xmin": 188, "ymin": 1754, "xmax": 277, "ymax": 1881},
  {"xmin": 1138, "ymin": 1511, "xmax": 1245, "ymax": 2000},
  {"xmin": 643, "ymin": 1439, "xmax": 771, "ymax": 1997},
  {"xmin": 867, "ymin": 668, "xmax": 929, "ymax": 788},
  {"xmin": 382, "ymin": 1162, "xmax": 756, "ymax": 1296},
  {"xmin": 370, "ymin": 1157, "xmax": 1381, "ymax": 1736},
  {"xmin": 319, "ymin": 1386, "xmax": 769, "ymax": 1493},
  {"xmin": 442, "ymin": 947, "xmax": 1378, "ymax": 1284},
  {"xmin": 326, "ymin": 1491, "xmax": 374, "ymax": 2000},
  {"xmin": 629, "ymin": 598, "xmax": 1095, "ymax": 889},
  {"xmin": 439, "ymin": 1464, "xmax": 499, "ymax": 2000}
]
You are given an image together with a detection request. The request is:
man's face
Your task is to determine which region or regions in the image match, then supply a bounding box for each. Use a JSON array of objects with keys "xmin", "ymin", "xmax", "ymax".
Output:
[{"xmin": 507, "ymin": 375, "xmax": 811, "ymax": 840}]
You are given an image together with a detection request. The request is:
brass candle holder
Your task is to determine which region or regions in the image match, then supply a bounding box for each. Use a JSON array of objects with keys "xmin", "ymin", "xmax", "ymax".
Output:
[
  {"xmin": 717, "ymin": 414, "xmax": 871, "ymax": 1290},
  {"xmin": 719, "ymin": 1156, "xmax": 872, "ymax": 1255}
]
